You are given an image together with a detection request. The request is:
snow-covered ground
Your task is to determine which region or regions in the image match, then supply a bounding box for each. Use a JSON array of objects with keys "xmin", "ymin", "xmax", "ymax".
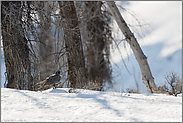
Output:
[
  {"xmin": 1, "ymin": 88, "xmax": 182, "ymax": 122},
  {"xmin": 1, "ymin": 2, "xmax": 182, "ymax": 122}
]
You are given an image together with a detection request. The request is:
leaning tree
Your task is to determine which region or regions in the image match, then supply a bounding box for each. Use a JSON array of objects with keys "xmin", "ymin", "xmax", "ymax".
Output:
[{"xmin": 106, "ymin": 1, "xmax": 157, "ymax": 93}]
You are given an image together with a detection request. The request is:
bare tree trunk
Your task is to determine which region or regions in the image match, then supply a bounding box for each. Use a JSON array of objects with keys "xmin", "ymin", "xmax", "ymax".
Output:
[
  {"xmin": 26, "ymin": 1, "xmax": 36, "ymax": 90},
  {"xmin": 1, "ymin": 1, "xmax": 32, "ymax": 90},
  {"xmin": 106, "ymin": 1, "xmax": 157, "ymax": 93},
  {"xmin": 59, "ymin": 1, "xmax": 86, "ymax": 88},
  {"xmin": 84, "ymin": 1, "xmax": 112, "ymax": 91},
  {"xmin": 1, "ymin": 2, "xmax": 15, "ymax": 88},
  {"xmin": 36, "ymin": 1, "xmax": 54, "ymax": 81}
]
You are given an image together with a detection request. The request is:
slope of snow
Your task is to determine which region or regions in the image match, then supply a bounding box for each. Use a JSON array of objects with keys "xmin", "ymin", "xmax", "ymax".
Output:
[
  {"xmin": 110, "ymin": 1, "xmax": 182, "ymax": 92},
  {"xmin": 1, "ymin": 88, "xmax": 182, "ymax": 122}
]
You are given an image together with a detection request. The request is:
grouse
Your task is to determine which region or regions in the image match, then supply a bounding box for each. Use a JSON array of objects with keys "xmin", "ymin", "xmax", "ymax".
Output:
[
  {"xmin": 45, "ymin": 70, "xmax": 61, "ymax": 88},
  {"xmin": 36, "ymin": 70, "xmax": 61, "ymax": 91}
]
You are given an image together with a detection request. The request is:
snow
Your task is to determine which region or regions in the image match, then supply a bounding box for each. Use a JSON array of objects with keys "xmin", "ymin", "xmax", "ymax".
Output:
[
  {"xmin": 0, "ymin": 4, "xmax": 182, "ymax": 121},
  {"xmin": 1, "ymin": 2, "xmax": 182, "ymax": 122},
  {"xmin": 1, "ymin": 88, "xmax": 182, "ymax": 122},
  {"xmin": 1, "ymin": 2, "xmax": 182, "ymax": 121}
]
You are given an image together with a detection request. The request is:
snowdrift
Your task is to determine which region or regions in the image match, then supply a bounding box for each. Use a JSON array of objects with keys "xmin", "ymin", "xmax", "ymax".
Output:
[{"xmin": 1, "ymin": 88, "xmax": 182, "ymax": 122}]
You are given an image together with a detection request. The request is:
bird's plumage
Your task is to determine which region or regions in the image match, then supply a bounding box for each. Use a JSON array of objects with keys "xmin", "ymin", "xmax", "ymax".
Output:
[
  {"xmin": 45, "ymin": 70, "xmax": 61, "ymax": 85},
  {"xmin": 36, "ymin": 70, "xmax": 61, "ymax": 91}
]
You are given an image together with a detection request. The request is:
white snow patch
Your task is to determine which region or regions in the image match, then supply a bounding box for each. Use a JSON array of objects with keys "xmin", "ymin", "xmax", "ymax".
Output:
[{"xmin": 1, "ymin": 88, "xmax": 182, "ymax": 122}]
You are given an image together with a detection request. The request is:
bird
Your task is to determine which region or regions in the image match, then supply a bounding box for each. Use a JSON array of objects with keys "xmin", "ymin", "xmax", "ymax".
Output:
[
  {"xmin": 36, "ymin": 70, "xmax": 61, "ymax": 91},
  {"xmin": 45, "ymin": 70, "xmax": 61, "ymax": 88}
]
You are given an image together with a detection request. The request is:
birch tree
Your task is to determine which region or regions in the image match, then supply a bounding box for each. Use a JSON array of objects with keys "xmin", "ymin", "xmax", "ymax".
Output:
[{"xmin": 106, "ymin": 1, "xmax": 157, "ymax": 93}]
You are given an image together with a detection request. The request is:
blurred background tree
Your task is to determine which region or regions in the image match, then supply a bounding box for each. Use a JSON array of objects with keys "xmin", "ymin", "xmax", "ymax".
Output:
[{"xmin": 1, "ymin": 1, "xmax": 113, "ymax": 91}]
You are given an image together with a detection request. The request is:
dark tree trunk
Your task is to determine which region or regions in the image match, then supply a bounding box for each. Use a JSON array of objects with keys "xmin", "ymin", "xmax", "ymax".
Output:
[
  {"xmin": 1, "ymin": 1, "xmax": 32, "ymax": 90},
  {"xmin": 59, "ymin": 1, "xmax": 86, "ymax": 88},
  {"xmin": 35, "ymin": 1, "xmax": 54, "ymax": 81},
  {"xmin": 1, "ymin": 2, "xmax": 15, "ymax": 88},
  {"xmin": 84, "ymin": 1, "xmax": 112, "ymax": 90}
]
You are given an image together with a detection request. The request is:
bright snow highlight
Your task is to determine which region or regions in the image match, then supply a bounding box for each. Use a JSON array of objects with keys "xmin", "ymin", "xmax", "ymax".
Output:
[{"xmin": 1, "ymin": 88, "xmax": 182, "ymax": 122}]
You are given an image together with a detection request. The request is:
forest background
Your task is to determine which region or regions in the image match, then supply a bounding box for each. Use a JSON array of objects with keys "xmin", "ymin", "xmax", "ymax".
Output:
[{"xmin": 1, "ymin": 1, "xmax": 182, "ymax": 93}]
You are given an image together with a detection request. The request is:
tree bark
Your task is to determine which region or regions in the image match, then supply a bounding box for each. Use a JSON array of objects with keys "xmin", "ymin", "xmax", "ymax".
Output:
[
  {"xmin": 35, "ymin": 1, "xmax": 54, "ymax": 81},
  {"xmin": 1, "ymin": 2, "xmax": 15, "ymax": 88},
  {"xmin": 59, "ymin": 1, "xmax": 86, "ymax": 88},
  {"xmin": 84, "ymin": 2, "xmax": 112, "ymax": 90},
  {"xmin": 1, "ymin": 1, "xmax": 32, "ymax": 90},
  {"xmin": 106, "ymin": 1, "xmax": 157, "ymax": 93}
]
